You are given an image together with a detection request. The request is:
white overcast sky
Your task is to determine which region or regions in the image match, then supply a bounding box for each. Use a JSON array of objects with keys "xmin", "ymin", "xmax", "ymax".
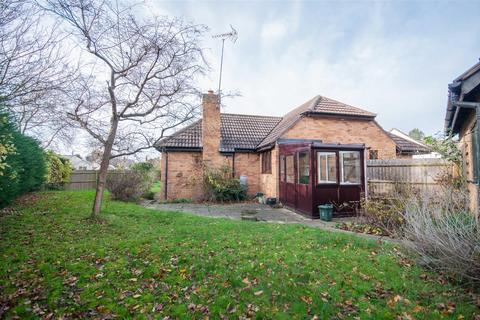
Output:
[{"xmin": 145, "ymin": 0, "xmax": 480, "ymax": 136}]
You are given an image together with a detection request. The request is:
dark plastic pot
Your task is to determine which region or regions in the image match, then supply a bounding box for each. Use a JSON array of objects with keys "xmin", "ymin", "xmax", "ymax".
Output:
[{"xmin": 318, "ymin": 204, "xmax": 333, "ymax": 221}]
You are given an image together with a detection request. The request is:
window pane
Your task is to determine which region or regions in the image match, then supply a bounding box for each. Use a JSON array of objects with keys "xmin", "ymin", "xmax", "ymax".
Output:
[
  {"xmin": 327, "ymin": 154, "xmax": 337, "ymax": 182},
  {"xmin": 280, "ymin": 156, "xmax": 285, "ymax": 182},
  {"xmin": 286, "ymin": 155, "xmax": 294, "ymax": 183},
  {"xmin": 317, "ymin": 152, "xmax": 337, "ymax": 183},
  {"xmin": 340, "ymin": 151, "xmax": 361, "ymax": 184},
  {"xmin": 319, "ymin": 154, "xmax": 327, "ymax": 181},
  {"xmin": 298, "ymin": 152, "xmax": 309, "ymax": 184}
]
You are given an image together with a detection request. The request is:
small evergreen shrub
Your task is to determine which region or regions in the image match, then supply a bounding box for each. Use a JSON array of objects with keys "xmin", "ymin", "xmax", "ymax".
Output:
[
  {"xmin": 203, "ymin": 165, "xmax": 247, "ymax": 202},
  {"xmin": 0, "ymin": 110, "xmax": 46, "ymax": 207},
  {"xmin": 44, "ymin": 150, "xmax": 73, "ymax": 189}
]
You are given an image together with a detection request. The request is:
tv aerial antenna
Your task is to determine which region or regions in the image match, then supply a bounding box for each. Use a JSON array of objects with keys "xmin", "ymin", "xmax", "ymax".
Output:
[{"xmin": 212, "ymin": 25, "xmax": 238, "ymax": 97}]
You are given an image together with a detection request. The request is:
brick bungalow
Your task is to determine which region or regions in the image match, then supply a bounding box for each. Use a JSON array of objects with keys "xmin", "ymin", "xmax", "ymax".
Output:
[
  {"xmin": 156, "ymin": 91, "xmax": 396, "ymax": 216},
  {"xmin": 444, "ymin": 60, "xmax": 480, "ymax": 217}
]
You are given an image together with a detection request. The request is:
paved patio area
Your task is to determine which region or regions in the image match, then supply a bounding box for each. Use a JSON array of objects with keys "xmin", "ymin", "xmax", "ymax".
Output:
[{"xmin": 141, "ymin": 201, "xmax": 391, "ymax": 242}]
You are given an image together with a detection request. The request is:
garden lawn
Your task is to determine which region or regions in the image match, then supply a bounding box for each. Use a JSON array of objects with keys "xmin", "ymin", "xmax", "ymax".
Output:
[
  {"xmin": 0, "ymin": 191, "xmax": 478, "ymax": 319},
  {"xmin": 150, "ymin": 181, "xmax": 161, "ymax": 194}
]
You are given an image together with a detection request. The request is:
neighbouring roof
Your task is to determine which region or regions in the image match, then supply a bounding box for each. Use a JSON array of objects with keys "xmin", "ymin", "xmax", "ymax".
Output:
[
  {"xmin": 388, "ymin": 129, "xmax": 431, "ymax": 154},
  {"xmin": 157, "ymin": 95, "xmax": 377, "ymax": 152}
]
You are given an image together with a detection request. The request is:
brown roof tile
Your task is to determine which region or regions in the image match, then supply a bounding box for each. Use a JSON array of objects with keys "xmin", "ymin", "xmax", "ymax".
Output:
[{"xmin": 156, "ymin": 113, "xmax": 281, "ymax": 152}]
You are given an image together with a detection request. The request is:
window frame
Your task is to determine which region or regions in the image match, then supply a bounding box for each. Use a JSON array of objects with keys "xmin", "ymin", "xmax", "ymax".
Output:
[
  {"xmin": 279, "ymin": 155, "xmax": 285, "ymax": 182},
  {"xmin": 339, "ymin": 150, "xmax": 362, "ymax": 185},
  {"xmin": 297, "ymin": 151, "xmax": 310, "ymax": 185},
  {"xmin": 316, "ymin": 151, "xmax": 338, "ymax": 184},
  {"xmin": 285, "ymin": 154, "xmax": 295, "ymax": 183},
  {"xmin": 369, "ymin": 149, "xmax": 378, "ymax": 160},
  {"xmin": 261, "ymin": 150, "xmax": 272, "ymax": 174}
]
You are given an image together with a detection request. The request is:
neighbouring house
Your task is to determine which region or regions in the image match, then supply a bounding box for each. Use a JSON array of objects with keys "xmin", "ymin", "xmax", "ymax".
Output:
[
  {"xmin": 156, "ymin": 91, "xmax": 397, "ymax": 217},
  {"xmin": 387, "ymin": 128, "xmax": 432, "ymax": 158},
  {"xmin": 444, "ymin": 59, "xmax": 480, "ymax": 217},
  {"xmin": 62, "ymin": 155, "xmax": 116, "ymax": 170},
  {"xmin": 62, "ymin": 155, "xmax": 100, "ymax": 170}
]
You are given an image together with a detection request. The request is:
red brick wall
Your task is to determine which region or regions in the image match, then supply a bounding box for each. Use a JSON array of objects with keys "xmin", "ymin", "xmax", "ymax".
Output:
[
  {"xmin": 283, "ymin": 116, "xmax": 397, "ymax": 159},
  {"xmin": 233, "ymin": 152, "xmax": 260, "ymax": 195},
  {"xmin": 260, "ymin": 146, "xmax": 278, "ymax": 198},
  {"xmin": 160, "ymin": 151, "xmax": 203, "ymax": 201}
]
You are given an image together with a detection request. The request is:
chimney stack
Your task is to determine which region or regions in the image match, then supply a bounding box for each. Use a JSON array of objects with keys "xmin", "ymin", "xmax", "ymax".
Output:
[{"xmin": 202, "ymin": 90, "xmax": 223, "ymax": 167}]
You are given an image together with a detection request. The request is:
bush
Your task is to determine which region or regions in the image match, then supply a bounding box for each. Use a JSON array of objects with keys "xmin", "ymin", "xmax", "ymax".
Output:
[
  {"xmin": 44, "ymin": 151, "xmax": 72, "ymax": 189},
  {"xmin": 131, "ymin": 162, "xmax": 157, "ymax": 199},
  {"xmin": 0, "ymin": 110, "xmax": 46, "ymax": 207},
  {"xmin": 105, "ymin": 171, "xmax": 146, "ymax": 202},
  {"xmin": 131, "ymin": 161, "xmax": 154, "ymax": 173},
  {"xmin": 203, "ymin": 165, "xmax": 247, "ymax": 202},
  {"xmin": 361, "ymin": 197, "xmax": 405, "ymax": 237},
  {"xmin": 402, "ymin": 186, "xmax": 479, "ymax": 285}
]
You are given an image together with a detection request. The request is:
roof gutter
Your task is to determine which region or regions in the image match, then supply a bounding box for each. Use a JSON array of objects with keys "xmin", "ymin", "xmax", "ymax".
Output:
[
  {"xmin": 449, "ymin": 101, "xmax": 480, "ymax": 135},
  {"xmin": 303, "ymin": 111, "xmax": 375, "ymax": 121}
]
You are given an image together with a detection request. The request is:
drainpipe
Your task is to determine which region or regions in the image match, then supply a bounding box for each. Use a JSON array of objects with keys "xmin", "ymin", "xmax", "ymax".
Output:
[
  {"xmin": 232, "ymin": 152, "xmax": 235, "ymax": 178},
  {"xmin": 364, "ymin": 147, "xmax": 368, "ymax": 201},
  {"xmin": 164, "ymin": 152, "xmax": 168, "ymax": 200}
]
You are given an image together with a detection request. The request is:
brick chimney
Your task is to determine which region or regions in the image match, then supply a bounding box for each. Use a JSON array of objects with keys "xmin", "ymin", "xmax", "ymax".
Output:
[{"xmin": 202, "ymin": 90, "xmax": 223, "ymax": 167}]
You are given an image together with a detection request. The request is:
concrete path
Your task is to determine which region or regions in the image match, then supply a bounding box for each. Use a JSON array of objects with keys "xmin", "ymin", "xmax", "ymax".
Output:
[{"xmin": 142, "ymin": 201, "xmax": 396, "ymax": 243}]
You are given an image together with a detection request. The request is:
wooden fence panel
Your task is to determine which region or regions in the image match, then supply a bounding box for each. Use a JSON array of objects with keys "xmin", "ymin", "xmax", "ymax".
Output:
[
  {"xmin": 65, "ymin": 170, "xmax": 125, "ymax": 190},
  {"xmin": 366, "ymin": 159, "xmax": 454, "ymax": 197}
]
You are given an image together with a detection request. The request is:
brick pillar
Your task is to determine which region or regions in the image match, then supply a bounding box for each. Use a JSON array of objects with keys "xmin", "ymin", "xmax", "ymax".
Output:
[{"xmin": 202, "ymin": 90, "xmax": 223, "ymax": 168}]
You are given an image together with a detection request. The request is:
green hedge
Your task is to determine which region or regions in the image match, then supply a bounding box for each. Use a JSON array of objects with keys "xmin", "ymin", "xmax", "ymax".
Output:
[{"xmin": 0, "ymin": 111, "xmax": 46, "ymax": 207}]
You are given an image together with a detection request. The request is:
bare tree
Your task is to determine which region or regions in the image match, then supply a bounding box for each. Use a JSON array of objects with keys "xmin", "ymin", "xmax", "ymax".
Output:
[
  {"xmin": 0, "ymin": 0, "xmax": 74, "ymax": 149},
  {"xmin": 41, "ymin": 0, "xmax": 207, "ymax": 218}
]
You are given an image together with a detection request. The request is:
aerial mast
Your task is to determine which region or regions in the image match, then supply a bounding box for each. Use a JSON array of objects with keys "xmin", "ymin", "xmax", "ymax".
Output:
[{"xmin": 212, "ymin": 25, "xmax": 238, "ymax": 98}]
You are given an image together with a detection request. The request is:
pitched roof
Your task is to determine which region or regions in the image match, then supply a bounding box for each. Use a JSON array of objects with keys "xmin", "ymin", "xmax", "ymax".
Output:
[
  {"xmin": 257, "ymin": 95, "xmax": 376, "ymax": 148},
  {"xmin": 453, "ymin": 60, "xmax": 480, "ymax": 83},
  {"xmin": 156, "ymin": 113, "xmax": 282, "ymax": 152},
  {"xmin": 157, "ymin": 120, "xmax": 203, "ymax": 150},
  {"xmin": 220, "ymin": 113, "xmax": 282, "ymax": 152},
  {"xmin": 387, "ymin": 129, "xmax": 431, "ymax": 154},
  {"xmin": 157, "ymin": 95, "xmax": 377, "ymax": 152}
]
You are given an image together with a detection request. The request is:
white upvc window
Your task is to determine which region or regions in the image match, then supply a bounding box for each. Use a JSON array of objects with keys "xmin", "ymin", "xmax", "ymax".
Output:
[
  {"xmin": 339, "ymin": 151, "xmax": 361, "ymax": 184},
  {"xmin": 317, "ymin": 152, "xmax": 337, "ymax": 184}
]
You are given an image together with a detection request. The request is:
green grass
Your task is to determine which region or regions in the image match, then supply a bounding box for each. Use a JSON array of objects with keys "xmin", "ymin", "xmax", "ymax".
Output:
[
  {"xmin": 150, "ymin": 181, "xmax": 161, "ymax": 193},
  {"xmin": 0, "ymin": 191, "xmax": 478, "ymax": 319}
]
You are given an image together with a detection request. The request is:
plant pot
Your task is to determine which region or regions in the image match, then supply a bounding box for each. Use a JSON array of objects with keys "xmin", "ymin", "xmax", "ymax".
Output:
[{"xmin": 318, "ymin": 204, "xmax": 333, "ymax": 221}]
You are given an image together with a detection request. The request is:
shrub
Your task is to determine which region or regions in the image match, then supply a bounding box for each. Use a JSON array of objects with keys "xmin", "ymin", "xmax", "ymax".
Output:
[
  {"xmin": 131, "ymin": 161, "xmax": 154, "ymax": 173},
  {"xmin": 143, "ymin": 191, "xmax": 155, "ymax": 200},
  {"xmin": 44, "ymin": 150, "xmax": 72, "ymax": 189},
  {"xmin": 0, "ymin": 110, "xmax": 46, "ymax": 207},
  {"xmin": 203, "ymin": 165, "xmax": 247, "ymax": 202},
  {"xmin": 361, "ymin": 197, "xmax": 405, "ymax": 237},
  {"xmin": 105, "ymin": 171, "xmax": 146, "ymax": 202},
  {"xmin": 402, "ymin": 187, "xmax": 479, "ymax": 285},
  {"xmin": 131, "ymin": 162, "xmax": 156, "ymax": 199}
]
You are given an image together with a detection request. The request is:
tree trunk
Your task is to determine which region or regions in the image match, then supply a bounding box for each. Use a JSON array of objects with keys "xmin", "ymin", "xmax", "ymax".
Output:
[{"xmin": 91, "ymin": 116, "xmax": 118, "ymax": 218}]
